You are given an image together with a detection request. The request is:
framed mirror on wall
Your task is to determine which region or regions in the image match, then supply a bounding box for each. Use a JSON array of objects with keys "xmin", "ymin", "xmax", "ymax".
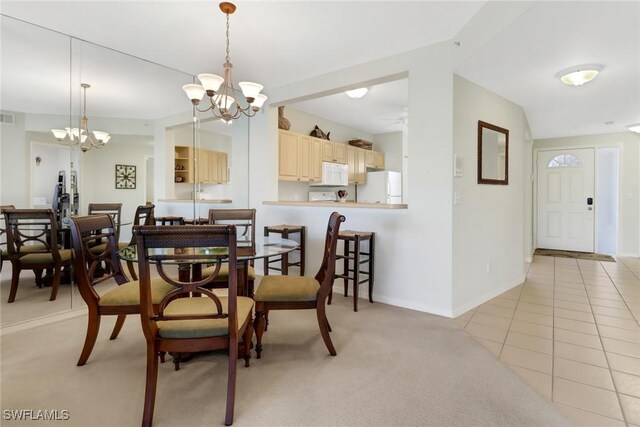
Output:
[{"xmin": 477, "ymin": 120, "xmax": 509, "ymax": 185}]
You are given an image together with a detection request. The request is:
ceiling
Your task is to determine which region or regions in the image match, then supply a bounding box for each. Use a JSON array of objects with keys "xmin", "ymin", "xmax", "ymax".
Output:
[{"xmin": 1, "ymin": 1, "xmax": 638, "ymax": 139}]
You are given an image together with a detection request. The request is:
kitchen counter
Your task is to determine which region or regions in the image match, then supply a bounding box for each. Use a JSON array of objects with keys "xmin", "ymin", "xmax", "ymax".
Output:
[
  {"xmin": 263, "ymin": 201, "xmax": 408, "ymax": 209},
  {"xmin": 157, "ymin": 199, "xmax": 232, "ymax": 204}
]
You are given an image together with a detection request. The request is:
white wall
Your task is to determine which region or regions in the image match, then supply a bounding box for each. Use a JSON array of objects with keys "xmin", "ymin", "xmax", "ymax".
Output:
[
  {"xmin": 451, "ymin": 75, "xmax": 530, "ymax": 314},
  {"xmin": 373, "ymin": 132, "xmax": 403, "ymax": 172},
  {"xmin": 250, "ymin": 41, "xmax": 456, "ymax": 316},
  {"xmin": 0, "ymin": 111, "xmax": 29, "ymax": 207},
  {"xmin": 283, "ymin": 107, "xmax": 374, "ymax": 144},
  {"xmin": 534, "ymin": 132, "xmax": 640, "ymax": 256}
]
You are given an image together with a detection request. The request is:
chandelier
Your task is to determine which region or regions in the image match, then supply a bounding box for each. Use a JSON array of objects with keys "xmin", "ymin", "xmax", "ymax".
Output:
[
  {"xmin": 182, "ymin": 2, "xmax": 267, "ymax": 124},
  {"xmin": 51, "ymin": 83, "xmax": 110, "ymax": 152}
]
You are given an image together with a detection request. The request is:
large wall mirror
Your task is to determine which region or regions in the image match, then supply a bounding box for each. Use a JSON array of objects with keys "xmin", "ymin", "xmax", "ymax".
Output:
[
  {"xmin": 477, "ymin": 120, "xmax": 509, "ymax": 185},
  {"xmin": 0, "ymin": 15, "xmax": 224, "ymax": 326}
]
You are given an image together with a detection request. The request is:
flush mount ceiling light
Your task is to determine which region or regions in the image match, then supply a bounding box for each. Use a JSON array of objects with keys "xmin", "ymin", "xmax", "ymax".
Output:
[
  {"xmin": 628, "ymin": 123, "xmax": 640, "ymax": 133},
  {"xmin": 557, "ymin": 64, "xmax": 603, "ymax": 86},
  {"xmin": 51, "ymin": 83, "xmax": 110, "ymax": 152},
  {"xmin": 182, "ymin": 2, "xmax": 267, "ymax": 124},
  {"xmin": 345, "ymin": 88, "xmax": 368, "ymax": 99}
]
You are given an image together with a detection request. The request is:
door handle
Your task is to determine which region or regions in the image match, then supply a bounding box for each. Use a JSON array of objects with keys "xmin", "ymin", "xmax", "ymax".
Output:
[{"xmin": 587, "ymin": 197, "xmax": 593, "ymax": 206}]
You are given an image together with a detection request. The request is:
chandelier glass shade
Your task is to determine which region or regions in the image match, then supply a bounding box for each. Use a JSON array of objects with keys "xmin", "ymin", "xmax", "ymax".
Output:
[
  {"xmin": 51, "ymin": 83, "xmax": 110, "ymax": 152},
  {"xmin": 182, "ymin": 2, "xmax": 267, "ymax": 123}
]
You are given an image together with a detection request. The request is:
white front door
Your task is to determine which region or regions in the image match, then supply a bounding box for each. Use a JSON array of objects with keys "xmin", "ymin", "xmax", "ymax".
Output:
[{"xmin": 537, "ymin": 148, "xmax": 595, "ymax": 252}]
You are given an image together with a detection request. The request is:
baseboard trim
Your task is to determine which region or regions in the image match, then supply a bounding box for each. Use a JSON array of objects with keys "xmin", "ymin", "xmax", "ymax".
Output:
[
  {"xmin": 616, "ymin": 252, "xmax": 640, "ymax": 258},
  {"xmin": 0, "ymin": 307, "xmax": 87, "ymax": 336},
  {"xmin": 451, "ymin": 275, "xmax": 526, "ymax": 318}
]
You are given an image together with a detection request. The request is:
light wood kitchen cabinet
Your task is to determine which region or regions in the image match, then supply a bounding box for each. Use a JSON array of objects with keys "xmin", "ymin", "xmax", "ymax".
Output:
[
  {"xmin": 278, "ymin": 130, "xmax": 322, "ymax": 182},
  {"xmin": 175, "ymin": 146, "xmax": 194, "ymax": 183},
  {"xmin": 366, "ymin": 150, "xmax": 385, "ymax": 170},
  {"xmin": 321, "ymin": 140, "xmax": 347, "ymax": 164},
  {"xmin": 175, "ymin": 146, "xmax": 228, "ymax": 184},
  {"xmin": 346, "ymin": 146, "xmax": 367, "ymax": 185}
]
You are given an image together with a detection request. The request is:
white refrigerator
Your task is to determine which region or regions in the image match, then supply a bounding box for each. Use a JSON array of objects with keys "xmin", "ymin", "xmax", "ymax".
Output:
[{"xmin": 358, "ymin": 171, "xmax": 402, "ymax": 204}]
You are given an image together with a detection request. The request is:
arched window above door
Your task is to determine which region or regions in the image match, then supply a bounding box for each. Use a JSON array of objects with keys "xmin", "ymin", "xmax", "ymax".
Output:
[{"xmin": 547, "ymin": 154, "xmax": 583, "ymax": 168}]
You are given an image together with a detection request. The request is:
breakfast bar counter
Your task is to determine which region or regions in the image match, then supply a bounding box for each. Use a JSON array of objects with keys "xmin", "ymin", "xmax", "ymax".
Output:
[{"xmin": 263, "ymin": 201, "xmax": 408, "ymax": 209}]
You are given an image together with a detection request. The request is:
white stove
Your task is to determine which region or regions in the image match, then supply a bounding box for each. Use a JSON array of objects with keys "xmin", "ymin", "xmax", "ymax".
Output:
[{"xmin": 308, "ymin": 191, "xmax": 337, "ymax": 202}]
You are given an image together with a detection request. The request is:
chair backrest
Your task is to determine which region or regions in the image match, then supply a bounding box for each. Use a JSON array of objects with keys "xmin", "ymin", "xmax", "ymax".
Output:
[
  {"xmin": 208, "ymin": 209, "xmax": 256, "ymax": 245},
  {"xmin": 1, "ymin": 205, "xmax": 16, "ymax": 253},
  {"xmin": 129, "ymin": 204, "xmax": 155, "ymax": 245},
  {"xmin": 69, "ymin": 215, "xmax": 129, "ymax": 308},
  {"xmin": 315, "ymin": 212, "xmax": 346, "ymax": 301},
  {"xmin": 88, "ymin": 203, "xmax": 123, "ymax": 240},
  {"xmin": 3, "ymin": 209, "xmax": 63, "ymax": 259},
  {"xmin": 134, "ymin": 224, "xmax": 238, "ymax": 342}
]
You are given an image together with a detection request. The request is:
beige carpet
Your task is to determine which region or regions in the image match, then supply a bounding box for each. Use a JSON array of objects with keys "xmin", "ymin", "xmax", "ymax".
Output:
[
  {"xmin": 534, "ymin": 248, "xmax": 615, "ymax": 262},
  {"xmin": 1, "ymin": 296, "xmax": 572, "ymax": 427}
]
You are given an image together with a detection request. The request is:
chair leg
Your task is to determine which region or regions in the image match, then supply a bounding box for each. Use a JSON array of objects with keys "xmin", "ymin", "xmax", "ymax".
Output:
[
  {"xmin": 316, "ymin": 305, "xmax": 337, "ymax": 356},
  {"xmin": 110, "ymin": 314, "xmax": 127, "ymax": 340},
  {"xmin": 254, "ymin": 302, "xmax": 266, "ymax": 359},
  {"xmin": 353, "ymin": 236, "xmax": 360, "ymax": 312},
  {"xmin": 242, "ymin": 318, "xmax": 253, "ymax": 368},
  {"xmin": 77, "ymin": 310, "xmax": 101, "ymax": 366},
  {"xmin": 225, "ymin": 337, "xmax": 238, "ymax": 426},
  {"xmin": 34, "ymin": 268, "xmax": 44, "ymax": 287},
  {"xmin": 141, "ymin": 345, "xmax": 159, "ymax": 427},
  {"xmin": 126, "ymin": 260, "xmax": 138, "ymax": 281},
  {"xmin": 49, "ymin": 265, "xmax": 61, "ymax": 301},
  {"xmin": 264, "ymin": 307, "xmax": 270, "ymax": 331},
  {"xmin": 7, "ymin": 262, "xmax": 20, "ymax": 303},
  {"xmin": 369, "ymin": 235, "xmax": 375, "ymax": 303},
  {"xmin": 343, "ymin": 240, "xmax": 349, "ymax": 297}
]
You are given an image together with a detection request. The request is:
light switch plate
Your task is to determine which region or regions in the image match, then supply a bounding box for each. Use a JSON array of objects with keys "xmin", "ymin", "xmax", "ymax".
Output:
[{"xmin": 453, "ymin": 154, "xmax": 463, "ymax": 177}]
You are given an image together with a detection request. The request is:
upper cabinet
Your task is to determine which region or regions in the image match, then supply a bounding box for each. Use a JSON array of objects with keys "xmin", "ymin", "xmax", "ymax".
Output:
[
  {"xmin": 175, "ymin": 146, "xmax": 228, "ymax": 184},
  {"xmin": 278, "ymin": 130, "xmax": 322, "ymax": 183},
  {"xmin": 366, "ymin": 150, "xmax": 385, "ymax": 170},
  {"xmin": 279, "ymin": 130, "xmax": 384, "ymax": 184}
]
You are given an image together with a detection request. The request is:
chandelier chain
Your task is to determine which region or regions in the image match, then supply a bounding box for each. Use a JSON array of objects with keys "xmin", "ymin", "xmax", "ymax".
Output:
[{"xmin": 225, "ymin": 13, "xmax": 230, "ymax": 63}]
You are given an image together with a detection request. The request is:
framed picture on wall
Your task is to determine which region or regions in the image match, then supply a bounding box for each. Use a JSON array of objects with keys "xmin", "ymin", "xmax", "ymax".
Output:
[{"xmin": 115, "ymin": 164, "xmax": 136, "ymax": 189}]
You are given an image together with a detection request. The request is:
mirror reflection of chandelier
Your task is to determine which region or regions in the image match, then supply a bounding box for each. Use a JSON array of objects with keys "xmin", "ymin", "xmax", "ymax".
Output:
[
  {"xmin": 182, "ymin": 2, "xmax": 267, "ymax": 124},
  {"xmin": 51, "ymin": 83, "xmax": 110, "ymax": 152}
]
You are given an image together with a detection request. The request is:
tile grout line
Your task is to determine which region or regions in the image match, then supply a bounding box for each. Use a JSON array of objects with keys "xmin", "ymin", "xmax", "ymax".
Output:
[
  {"xmin": 577, "ymin": 259, "xmax": 630, "ymax": 426},
  {"xmin": 610, "ymin": 257, "xmax": 640, "ymax": 326},
  {"xmin": 497, "ymin": 262, "xmax": 530, "ymax": 359},
  {"xmin": 551, "ymin": 256, "xmax": 557, "ymax": 404}
]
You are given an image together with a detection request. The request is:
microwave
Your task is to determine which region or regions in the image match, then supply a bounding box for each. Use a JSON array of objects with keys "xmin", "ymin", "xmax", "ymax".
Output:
[{"xmin": 310, "ymin": 162, "xmax": 348, "ymax": 187}]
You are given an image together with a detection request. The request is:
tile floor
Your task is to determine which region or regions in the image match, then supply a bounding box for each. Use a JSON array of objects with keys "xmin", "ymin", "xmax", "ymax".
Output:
[{"xmin": 456, "ymin": 255, "xmax": 640, "ymax": 427}]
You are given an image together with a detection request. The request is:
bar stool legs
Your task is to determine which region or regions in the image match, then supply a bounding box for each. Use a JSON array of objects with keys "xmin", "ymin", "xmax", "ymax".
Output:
[
  {"xmin": 334, "ymin": 231, "xmax": 375, "ymax": 312},
  {"xmin": 263, "ymin": 225, "xmax": 305, "ymax": 276}
]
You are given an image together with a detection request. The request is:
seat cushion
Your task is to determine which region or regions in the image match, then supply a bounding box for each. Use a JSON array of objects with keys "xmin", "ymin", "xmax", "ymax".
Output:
[
  {"xmin": 99, "ymin": 278, "xmax": 178, "ymax": 306},
  {"xmin": 157, "ymin": 296, "xmax": 254, "ymax": 339},
  {"xmin": 254, "ymin": 275, "xmax": 319, "ymax": 302},
  {"xmin": 19, "ymin": 248, "xmax": 73, "ymax": 265},
  {"xmin": 201, "ymin": 264, "xmax": 256, "ymax": 281},
  {"xmin": 89, "ymin": 241, "xmax": 130, "ymax": 254}
]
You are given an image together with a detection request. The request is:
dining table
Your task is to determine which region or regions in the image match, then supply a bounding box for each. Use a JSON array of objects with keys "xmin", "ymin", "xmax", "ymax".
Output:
[{"xmin": 117, "ymin": 235, "xmax": 299, "ymax": 297}]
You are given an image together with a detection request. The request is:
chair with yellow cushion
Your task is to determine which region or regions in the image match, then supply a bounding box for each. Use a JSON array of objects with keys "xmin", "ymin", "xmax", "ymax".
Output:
[
  {"xmin": 134, "ymin": 224, "xmax": 253, "ymax": 427},
  {"xmin": 123, "ymin": 203, "xmax": 155, "ymax": 280},
  {"xmin": 69, "ymin": 214, "xmax": 178, "ymax": 366},
  {"xmin": 3, "ymin": 209, "xmax": 73, "ymax": 303},
  {"xmin": 87, "ymin": 203, "xmax": 128, "ymax": 254},
  {"xmin": 202, "ymin": 208, "xmax": 256, "ymax": 295},
  {"xmin": 253, "ymin": 211, "xmax": 345, "ymax": 358}
]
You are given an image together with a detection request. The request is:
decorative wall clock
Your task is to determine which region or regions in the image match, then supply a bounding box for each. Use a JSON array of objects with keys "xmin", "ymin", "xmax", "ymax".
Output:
[{"xmin": 115, "ymin": 164, "xmax": 136, "ymax": 189}]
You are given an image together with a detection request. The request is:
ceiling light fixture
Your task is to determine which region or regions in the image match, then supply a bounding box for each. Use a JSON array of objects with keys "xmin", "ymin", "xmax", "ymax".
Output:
[
  {"xmin": 345, "ymin": 88, "xmax": 368, "ymax": 99},
  {"xmin": 558, "ymin": 64, "xmax": 603, "ymax": 86},
  {"xmin": 51, "ymin": 83, "xmax": 110, "ymax": 152},
  {"xmin": 182, "ymin": 2, "xmax": 267, "ymax": 124},
  {"xmin": 628, "ymin": 123, "xmax": 640, "ymax": 133}
]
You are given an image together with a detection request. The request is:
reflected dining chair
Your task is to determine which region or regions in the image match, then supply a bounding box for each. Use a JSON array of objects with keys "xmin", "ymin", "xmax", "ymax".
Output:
[
  {"xmin": 124, "ymin": 203, "xmax": 155, "ymax": 280},
  {"xmin": 69, "ymin": 214, "xmax": 178, "ymax": 366},
  {"xmin": 87, "ymin": 203, "xmax": 123, "ymax": 241},
  {"xmin": 0, "ymin": 204, "xmax": 16, "ymax": 274},
  {"xmin": 3, "ymin": 209, "xmax": 73, "ymax": 303},
  {"xmin": 135, "ymin": 224, "xmax": 254, "ymax": 427},
  {"xmin": 253, "ymin": 212, "xmax": 345, "ymax": 358},
  {"xmin": 202, "ymin": 209, "xmax": 257, "ymax": 295}
]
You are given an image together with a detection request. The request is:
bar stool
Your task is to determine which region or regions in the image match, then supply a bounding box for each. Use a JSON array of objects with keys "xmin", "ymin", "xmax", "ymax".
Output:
[
  {"xmin": 334, "ymin": 230, "xmax": 375, "ymax": 312},
  {"xmin": 154, "ymin": 216, "xmax": 185, "ymax": 225},
  {"xmin": 263, "ymin": 225, "xmax": 306, "ymax": 276}
]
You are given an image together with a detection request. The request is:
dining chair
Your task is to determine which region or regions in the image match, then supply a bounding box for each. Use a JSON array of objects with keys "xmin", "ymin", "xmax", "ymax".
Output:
[
  {"xmin": 134, "ymin": 224, "xmax": 254, "ymax": 427},
  {"xmin": 88, "ymin": 203, "xmax": 123, "ymax": 241},
  {"xmin": 124, "ymin": 204, "xmax": 155, "ymax": 280},
  {"xmin": 69, "ymin": 214, "xmax": 177, "ymax": 366},
  {"xmin": 0, "ymin": 204, "xmax": 16, "ymax": 274},
  {"xmin": 3, "ymin": 209, "xmax": 73, "ymax": 302},
  {"xmin": 253, "ymin": 211, "xmax": 345, "ymax": 358},
  {"xmin": 202, "ymin": 209, "xmax": 256, "ymax": 295}
]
